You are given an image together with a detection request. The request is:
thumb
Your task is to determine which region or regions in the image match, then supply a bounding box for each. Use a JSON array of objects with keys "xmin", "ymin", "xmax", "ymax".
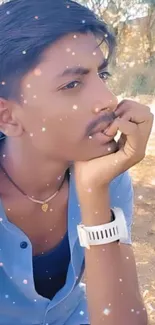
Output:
[{"xmin": 105, "ymin": 117, "xmax": 139, "ymax": 145}]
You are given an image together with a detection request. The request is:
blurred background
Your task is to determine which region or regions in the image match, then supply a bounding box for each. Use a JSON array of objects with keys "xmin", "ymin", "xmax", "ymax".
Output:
[{"xmin": 0, "ymin": 0, "xmax": 155, "ymax": 323}]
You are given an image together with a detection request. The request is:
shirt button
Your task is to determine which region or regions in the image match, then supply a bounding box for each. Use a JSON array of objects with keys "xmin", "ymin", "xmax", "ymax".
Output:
[{"xmin": 20, "ymin": 241, "xmax": 28, "ymax": 249}]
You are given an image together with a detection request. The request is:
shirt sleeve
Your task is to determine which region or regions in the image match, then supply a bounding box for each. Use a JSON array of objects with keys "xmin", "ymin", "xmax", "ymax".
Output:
[{"xmin": 109, "ymin": 171, "xmax": 134, "ymax": 245}]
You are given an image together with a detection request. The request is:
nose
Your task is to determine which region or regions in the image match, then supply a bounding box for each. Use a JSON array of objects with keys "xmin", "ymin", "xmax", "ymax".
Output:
[{"xmin": 91, "ymin": 81, "xmax": 118, "ymax": 115}]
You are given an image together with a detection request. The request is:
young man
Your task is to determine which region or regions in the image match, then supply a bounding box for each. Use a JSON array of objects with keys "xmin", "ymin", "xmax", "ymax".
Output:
[{"xmin": 0, "ymin": 0, "xmax": 153, "ymax": 324}]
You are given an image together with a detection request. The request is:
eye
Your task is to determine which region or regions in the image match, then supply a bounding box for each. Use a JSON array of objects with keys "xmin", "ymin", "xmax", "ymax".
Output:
[
  {"xmin": 99, "ymin": 71, "xmax": 112, "ymax": 81},
  {"xmin": 62, "ymin": 81, "xmax": 81, "ymax": 90}
]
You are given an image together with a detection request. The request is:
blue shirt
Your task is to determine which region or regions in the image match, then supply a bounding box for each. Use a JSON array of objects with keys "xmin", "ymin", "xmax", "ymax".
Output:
[{"xmin": 0, "ymin": 168, "xmax": 133, "ymax": 325}]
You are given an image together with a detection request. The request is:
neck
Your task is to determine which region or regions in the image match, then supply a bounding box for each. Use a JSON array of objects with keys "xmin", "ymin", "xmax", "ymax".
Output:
[{"xmin": 0, "ymin": 137, "xmax": 70, "ymax": 200}]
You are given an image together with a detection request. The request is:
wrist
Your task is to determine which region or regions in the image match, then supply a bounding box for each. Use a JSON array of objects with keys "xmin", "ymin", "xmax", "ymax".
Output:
[{"xmin": 79, "ymin": 186, "xmax": 111, "ymax": 226}]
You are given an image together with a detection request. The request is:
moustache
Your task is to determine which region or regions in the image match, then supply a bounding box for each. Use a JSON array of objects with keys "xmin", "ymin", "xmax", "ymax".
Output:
[{"xmin": 85, "ymin": 111, "xmax": 116, "ymax": 136}]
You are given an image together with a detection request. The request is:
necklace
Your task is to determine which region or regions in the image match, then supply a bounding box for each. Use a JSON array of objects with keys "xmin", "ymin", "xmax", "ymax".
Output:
[{"xmin": 0, "ymin": 161, "xmax": 66, "ymax": 212}]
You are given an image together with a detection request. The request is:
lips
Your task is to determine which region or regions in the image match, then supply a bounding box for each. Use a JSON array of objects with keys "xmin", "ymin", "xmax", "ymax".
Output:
[{"xmin": 90, "ymin": 121, "xmax": 112, "ymax": 136}]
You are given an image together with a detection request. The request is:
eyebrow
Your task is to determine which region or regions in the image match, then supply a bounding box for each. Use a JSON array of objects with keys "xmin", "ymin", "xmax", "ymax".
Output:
[{"xmin": 58, "ymin": 58, "xmax": 108, "ymax": 78}]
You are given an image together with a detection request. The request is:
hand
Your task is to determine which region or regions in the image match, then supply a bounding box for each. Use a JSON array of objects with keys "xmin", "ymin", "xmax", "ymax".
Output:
[{"xmin": 75, "ymin": 100, "xmax": 154, "ymax": 196}]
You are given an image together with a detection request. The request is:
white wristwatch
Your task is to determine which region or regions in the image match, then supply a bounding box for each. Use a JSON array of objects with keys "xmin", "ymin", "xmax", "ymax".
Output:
[{"xmin": 77, "ymin": 207, "xmax": 128, "ymax": 249}]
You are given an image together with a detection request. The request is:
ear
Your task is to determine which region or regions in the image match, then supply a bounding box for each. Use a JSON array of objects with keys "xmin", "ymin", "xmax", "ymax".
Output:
[{"xmin": 0, "ymin": 98, "xmax": 24, "ymax": 137}]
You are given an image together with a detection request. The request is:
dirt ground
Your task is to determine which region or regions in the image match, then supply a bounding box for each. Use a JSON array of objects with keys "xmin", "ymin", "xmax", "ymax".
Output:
[{"xmin": 129, "ymin": 96, "xmax": 155, "ymax": 324}]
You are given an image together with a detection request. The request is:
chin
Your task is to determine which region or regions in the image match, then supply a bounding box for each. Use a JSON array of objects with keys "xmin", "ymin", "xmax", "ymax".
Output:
[{"xmin": 83, "ymin": 141, "xmax": 118, "ymax": 161}]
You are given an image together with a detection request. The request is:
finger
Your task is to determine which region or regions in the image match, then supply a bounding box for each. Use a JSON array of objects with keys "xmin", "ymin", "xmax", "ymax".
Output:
[
  {"xmin": 115, "ymin": 107, "xmax": 152, "ymax": 124},
  {"xmin": 106, "ymin": 117, "xmax": 141, "ymax": 155},
  {"xmin": 116, "ymin": 110, "xmax": 154, "ymax": 145},
  {"xmin": 114, "ymin": 100, "xmax": 152, "ymax": 123},
  {"xmin": 99, "ymin": 140, "xmax": 119, "ymax": 156},
  {"xmin": 103, "ymin": 118, "xmax": 119, "ymax": 137},
  {"xmin": 104, "ymin": 116, "xmax": 138, "ymax": 137}
]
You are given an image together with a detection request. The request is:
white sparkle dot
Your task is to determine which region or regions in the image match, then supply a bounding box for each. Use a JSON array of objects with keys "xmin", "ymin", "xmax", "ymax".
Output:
[
  {"xmin": 138, "ymin": 195, "xmax": 143, "ymax": 200},
  {"xmin": 131, "ymin": 309, "xmax": 135, "ymax": 312},
  {"xmin": 73, "ymin": 105, "xmax": 78, "ymax": 110},
  {"xmin": 33, "ymin": 95, "xmax": 37, "ymax": 99},
  {"xmin": 73, "ymin": 35, "xmax": 77, "ymax": 38},
  {"xmin": 23, "ymin": 100, "xmax": 27, "ymax": 104},
  {"xmin": 72, "ymin": 52, "xmax": 75, "ymax": 55},
  {"xmin": 108, "ymin": 147, "xmax": 111, "ymax": 152},
  {"xmin": 89, "ymin": 135, "xmax": 92, "ymax": 139},
  {"xmin": 23, "ymin": 279, "xmax": 28, "ymax": 284},
  {"xmin": 79, "ymin": 282, "xmax": 85, "ymax": 288},
  {"xmin": 30, "ymin": 133, "xmax": 33, "ymax": 137},
  {"xmin": 34, "ymin": 68, "xmax": 42, "ymax": 77},
  {"xmin": 93, "ymin": 52, "xmax": 96, "ymax": 55},
  {"xmin": 0, "ymin": 262, "xmax": 3, "ymax": 266},
  {"xmin": 3, "ymin": 154, "xmax": 6, "ymax": 158},
  {"xmin": 136, "ymin": 311, "xmax": 140, "ymax": 314},
  {"xmin": 13, "ymin": 301, "xmax": 15, "ymax": 304},
  {"xmin": 22, "ymin": 50, "xmax": 26, "ymax": 54},
  {"xmin": 117, "ymin": 196, "xmax": 120, "ymax": 199},
  {"xmin": 7, "ymin": 208, "xmax": 10, "ymax": 211},
  {"xmin": 119, "ymin": 278, "xmax": 123, "ymax": 282},
  {"xmin": 5, "ymin": 295, "xmax": 9, "ymax": 299},
  {"xmin": 95, "ymin": 107, "xmax": 99, "ymax": 113},
  {"xmin": 34, "ymin": 16, "xmax": 39, "ymax": 20},
  {"xmin": 27, "ymin": 84, "xmax": 31, "ymax": 88},
  {"xmin": 6, "ymin": 11, "xmax": 10, "ymax": 14},
  {"xmin": 42, "ymin": 127, "xmax": 46, "ymax": 132},
  {"xmin": 66, "ymin": 5, "xmax": 70, "ymax": 8},
  {"xmin": 1, "ymin": 81, "xmax": 6, "ymax": 85},
  {"xmin": 142, "ymin": 307, "xmax": 146, "ymax": 311},
  {"xmin": 0, "ymin": 218, "xmax": 3, "ymax": 222},
  {"xmin": 105, "ymin": 33, "xmax": 108, "ymax": 38},
  {"xmin": 82, "ymin": 20, "xmax": 86, "ymax": 23},
  {"xmin": 66, "ymin": 48, "xmax": 71, "ymax": 52},
  {"xmin": 103, "ymin": 308, "xmax": 111, "ymax": 316},
  {"xmin": 34, "ymin": 299, "xmax": 37, "ymax": 302},
  {"xmin": 10, "ymin": 276, "xmax": 12, "ymax": 279},
  {"xmin": 126, "ymin": 256, "xmax": 129, "ymax": 260},
  {"xmin": 79, "ymin": 310, "xmax": 84, "ymax": 316}
]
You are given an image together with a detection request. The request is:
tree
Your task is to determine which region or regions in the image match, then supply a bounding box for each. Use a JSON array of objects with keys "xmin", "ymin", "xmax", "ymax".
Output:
[{"xmin": 141, "ymin": 0, "xmax": 155, "ymax": 61}]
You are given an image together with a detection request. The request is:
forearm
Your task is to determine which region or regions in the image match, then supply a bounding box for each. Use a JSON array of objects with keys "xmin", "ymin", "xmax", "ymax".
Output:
[{"xmin": 80, "ymin": 187, "xmax": 148, "ymax": 325}]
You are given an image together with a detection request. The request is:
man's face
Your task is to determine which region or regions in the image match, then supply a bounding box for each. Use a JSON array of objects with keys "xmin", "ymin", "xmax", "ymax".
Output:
[{"xmin": 17, "ymin": 32, "xmax": 118, "ymax": 162}]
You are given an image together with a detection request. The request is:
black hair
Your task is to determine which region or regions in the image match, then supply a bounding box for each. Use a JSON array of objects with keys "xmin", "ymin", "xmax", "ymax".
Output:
[{"xmin": 0, "ymin": 0, "xmax": 116, "ymax": 104}]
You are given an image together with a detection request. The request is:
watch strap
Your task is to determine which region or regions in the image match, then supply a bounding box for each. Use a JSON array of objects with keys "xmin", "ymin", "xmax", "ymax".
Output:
[{"xmin": 77, "ymin": 207, "xmax": 128, "ymax": 249}]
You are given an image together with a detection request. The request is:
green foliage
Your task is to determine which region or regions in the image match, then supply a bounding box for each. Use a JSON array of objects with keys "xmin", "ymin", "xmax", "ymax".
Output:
[
  {"xmin": 131, "ymin": 71, "xmax": 155, "ymax": 96},
  {"xmin": 140, "ymin": 0, "xmax": 155, "ymax": 5}
]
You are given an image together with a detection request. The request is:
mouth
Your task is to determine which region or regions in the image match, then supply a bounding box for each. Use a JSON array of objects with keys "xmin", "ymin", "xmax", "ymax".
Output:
[{"xmin": 90, "ymin": 121, "xmax": 113, "ymax": 136}]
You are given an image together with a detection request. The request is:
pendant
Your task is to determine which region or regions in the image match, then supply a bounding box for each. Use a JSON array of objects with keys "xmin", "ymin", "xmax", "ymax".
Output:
[{"xmin": 42, "ymin": 203, "xmax": 48, "ymax": 212}]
